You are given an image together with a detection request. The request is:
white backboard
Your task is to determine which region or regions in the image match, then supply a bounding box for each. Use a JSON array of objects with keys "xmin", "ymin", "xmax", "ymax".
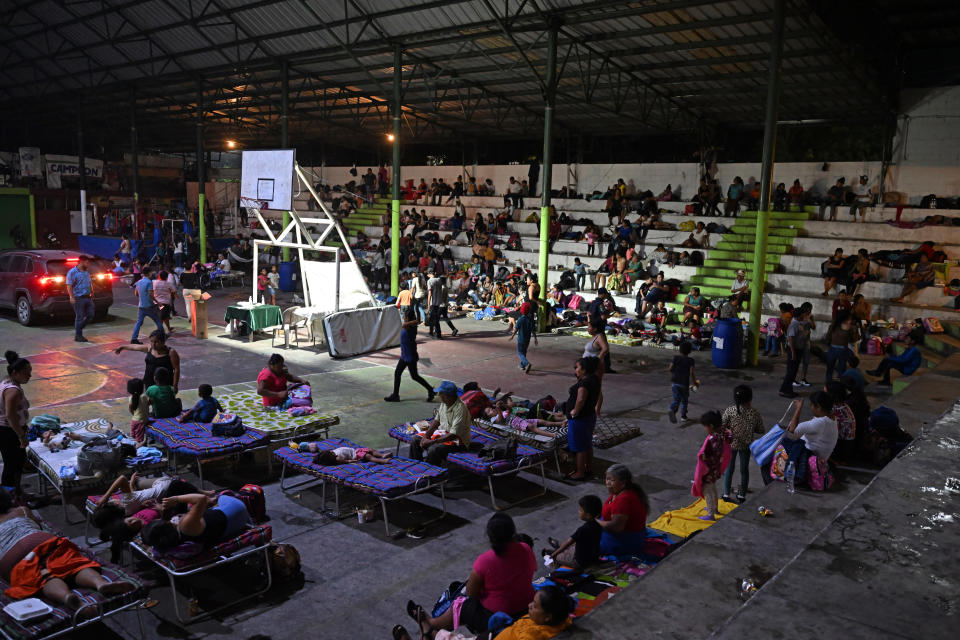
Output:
[{"xmin": 240, "ymin": 149, "xmax": 295, "ymax": 211}]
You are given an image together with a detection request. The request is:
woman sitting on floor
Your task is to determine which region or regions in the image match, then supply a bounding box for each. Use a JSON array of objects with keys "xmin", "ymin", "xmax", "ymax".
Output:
[
  {"xmin": 0, "ymin": 494, "xmax": 134, "ymax": 615},
  {"xmin": 393, "ymin": 585, "xmax": 573, "ymax": 640},
  {"xmin": 142, "ymin": 493, "xmax": 251, "ymax": 551},
  {"xmin": 597, "ymin": 463, "xmax": 649, "ymax": 557},
  {"xmin": 405, "ymin": 513, "xmax": 536, "ymax": 637}
]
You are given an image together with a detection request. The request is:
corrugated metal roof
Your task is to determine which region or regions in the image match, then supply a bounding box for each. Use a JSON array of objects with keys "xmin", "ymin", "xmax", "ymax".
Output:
[{"xmin": 2, "ymin": 0, "xmax": 948, "ymax": 147}]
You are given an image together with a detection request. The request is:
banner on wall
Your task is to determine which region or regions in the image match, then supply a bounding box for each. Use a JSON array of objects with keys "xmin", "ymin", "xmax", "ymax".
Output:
[
  {"xmin": 18, "ymin": 148, "xmax": 41, "ymax": 177},
  {"xmin": 45, "ymin": 154, "xmax": 104, "ymax": 188}
]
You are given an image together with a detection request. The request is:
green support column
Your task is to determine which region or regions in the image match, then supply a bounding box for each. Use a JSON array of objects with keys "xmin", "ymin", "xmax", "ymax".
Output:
[
  {"xmin": 390, "ymin": 43, "xmax": 402, "ymax": 296},
  {"xmin": 281, "ymin": 60, "xmax": 291, "ymax": 262},
  {"xmin": 537, "ymin": 24, "xmax": 559, "ymax": 331},
  {"xmin": 196, "ymin": 86, "xmax": 207, "ymax": 263},
  {"xmin": 747, "ymin": 0, "xmax": 786, "ymax": 366}
]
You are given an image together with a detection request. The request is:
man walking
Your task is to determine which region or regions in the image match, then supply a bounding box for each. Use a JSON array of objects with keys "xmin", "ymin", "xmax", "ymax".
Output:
[
  {"xmin": 131, "ymin": 268, "xmax": 163, "ymax": 344},
  {"xmin": 65, "ymin": 255, "xmax": 94, "ymax": 343}
]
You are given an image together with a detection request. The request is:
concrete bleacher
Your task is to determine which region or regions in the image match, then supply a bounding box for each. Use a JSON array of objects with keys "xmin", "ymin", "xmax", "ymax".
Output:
[{"xmin": 297, "ymin": 191, "xmax": 960, "ymax": 344}]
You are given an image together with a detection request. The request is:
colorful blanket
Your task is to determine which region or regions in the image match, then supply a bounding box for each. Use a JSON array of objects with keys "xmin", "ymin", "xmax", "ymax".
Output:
[
  {"xmin": 148, "ymin": 418, "xmax": 270, "ymax": 457},
  {"xmin": 648, "ymin": 498, "xmax": 739, "ymax": 538},
  {"xmin": 534, "ymin": 530, "xmax": 675, "ymax": 620},
  {"xmin": 218, "ymin": 389, "xmax": 339, "ymax": 441},
  {"xmin": 133, "ymin": 524, "xmax": 272, "ymax": 571},
  {"xmin": 275, "ymin": 439, "xmax": 448, "ymax": 498}
]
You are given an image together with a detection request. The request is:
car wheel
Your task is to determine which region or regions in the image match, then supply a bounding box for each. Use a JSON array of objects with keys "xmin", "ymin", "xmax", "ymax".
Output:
[
  {"xmin": 94, "ymin": 307, "xmax": 110, "ymax": 321},
  {"xmin": 16, "ymin": 296, "xmax": 33, "ymax": 326}
]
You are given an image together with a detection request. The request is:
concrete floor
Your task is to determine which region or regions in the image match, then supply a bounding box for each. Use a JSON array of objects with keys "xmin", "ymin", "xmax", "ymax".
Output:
[{"xmin": 0, "ymin": 281, "xmax": 954, "ymax": 639}]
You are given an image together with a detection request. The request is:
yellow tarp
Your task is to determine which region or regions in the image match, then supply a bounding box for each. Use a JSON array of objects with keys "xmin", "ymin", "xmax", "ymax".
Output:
[{"xmin": 647, "ymin": 498, "xmax": 739, "ymax": 538}]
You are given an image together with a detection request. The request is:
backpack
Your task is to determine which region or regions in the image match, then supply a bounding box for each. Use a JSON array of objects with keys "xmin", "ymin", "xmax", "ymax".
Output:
[
  {"xmin": 460, "ymin": 389, "xmax": 492, "ymax": 419},
  {"xmin": 765, "ymin": 317, "xmax": 781, "ymax": 337},
  {"xmin": 432, "ymin": 581, "xmax": 467, "ymax": 618},
  {"xmin": 76, "ymin": 439, "xmax": 125, "ymax": 476},
  {"xmin": 567, "ymin": 294, "xmax": 584, "ymax": 310},
  {"xmin": 211, "ymin": 413, "xmax": 245, "ymax": 437},
  {"xmin": 286, "ymin": 384, "xmax": 313, "ymax": 408},
  {"xmin": 557, "ymin": 270, "xmax": 576, "ymax": 290},
  {"xmin": 479, "ymin": 437, "xmax": 518, "ymax": 461},
  {"xmin": 866, "ymin": 336, "xmax": 885, "ymax": 355},
  {"xmin": 269, "ymin": 543, "xmax": 303, "ymax": 583},
  {"xmin": 806, "ymin": 455, "xmax": 834, "ymax": 492},
  {"xmin": 507, "ymin": 232, "xmax": 522, "ymax": 250},
  {"xmin": 237, "ymin": 483, "xmax": 268, "ymax": 523}
]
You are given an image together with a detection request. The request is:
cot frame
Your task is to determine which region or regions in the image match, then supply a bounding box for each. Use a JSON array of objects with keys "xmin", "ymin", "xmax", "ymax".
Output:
[
  {"xmin": 278, "ymin": 456, "xmax": 448, "ymax": 537},
  {"xmin": 128, "ymin": 535, "xmax": 273, "ymax": 625},
  {"xmin": 391, "ymin": 430, "xmax": 548, "ymax": 511}
]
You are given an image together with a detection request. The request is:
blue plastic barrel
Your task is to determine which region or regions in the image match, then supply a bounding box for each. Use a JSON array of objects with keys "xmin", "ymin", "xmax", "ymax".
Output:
[
  {"xmin": 711, "ymin": 318, "xmax": 743, "ymax": 368},
  {"xmin": 278, "ymin": 261, "xmax": 296, "ymax": 292}
]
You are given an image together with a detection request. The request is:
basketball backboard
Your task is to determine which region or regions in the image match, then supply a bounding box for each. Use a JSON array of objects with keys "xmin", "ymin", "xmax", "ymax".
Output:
[{"xmin": 240, "ymin": 149, "xmax": 295, "ymax": 211}]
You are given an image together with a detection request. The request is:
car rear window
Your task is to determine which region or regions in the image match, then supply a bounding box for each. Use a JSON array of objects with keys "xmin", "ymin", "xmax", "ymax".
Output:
[{"xmin": 45, "ymin": 259, "xmax": 106, "ymax": 276}]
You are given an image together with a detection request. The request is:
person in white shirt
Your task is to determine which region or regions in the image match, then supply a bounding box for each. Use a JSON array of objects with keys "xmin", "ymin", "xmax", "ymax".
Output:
[
  {"xmin": 849, "ymin": 175, "xmax": 873, "ymax": 223},
  {"xmin": 153, "ymin": 270, "xmax": 178, "ymax": 334},
  {"xmin": 166, "ymin": 270, "xmax": 181, "ymax": 317},
  {"xmin": 506, "ymin": 177, "xmax": 523, "ymax": 210},
  {"xmin": 780, "ymin": 392, "xmax": 838, "ymax": 483},
  {"xmin": 174, "ymin": 239, "xmax": 185, "ymax": 268},
  {"xmin": 730, "ymin": 269, "xmax": 749, "ymax": 305},
  {"xmin": 682, "ymin": 221, "xmax": 710, "ymax": 249}
]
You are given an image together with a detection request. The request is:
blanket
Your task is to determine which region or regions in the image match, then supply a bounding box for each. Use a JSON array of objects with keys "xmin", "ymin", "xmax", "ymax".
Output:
[
  {"xmin": 648, "ymin": 498, "xmax": 739, "ymax": 538},
  {"xmin": 218, "ymin": 389, "xmax": 339, "ymax": 440}
]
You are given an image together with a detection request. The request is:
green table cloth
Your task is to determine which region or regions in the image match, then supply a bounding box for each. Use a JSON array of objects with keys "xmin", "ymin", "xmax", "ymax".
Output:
[{"xmin": 224, "ymin": 304, "xmax": 282, "ymax": 331}]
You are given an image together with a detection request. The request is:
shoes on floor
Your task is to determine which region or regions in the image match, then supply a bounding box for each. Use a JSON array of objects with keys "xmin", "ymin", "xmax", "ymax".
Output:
[
  {"xmin": 668, "ymin": 410, "xmax": 677, "ymax": 424},
  {"xmin": 383, "ymin": 395, "xmax": 400, "ymax": 402},
  {"xmin": 779, "ymin": 391, "xmax": 798, "ymax": 398},
  {"xmin": 74, "ymin": 336, "xmax": 89, "ymax": 343},
  {"xmin": 130, "ymin": 339, "xmax": 142, "ymax": 345}
]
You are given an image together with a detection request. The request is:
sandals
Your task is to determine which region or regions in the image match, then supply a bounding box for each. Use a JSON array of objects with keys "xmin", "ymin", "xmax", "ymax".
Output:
[
  {"xmin": 405, "ymin": 601, "xmax": 431, "ymax": 636},
  {"xmin": 392, "ymin": 625, "xmax": 412, "ymax": 640},
  {"xmin": 548, "ymin": 536, "xmax": 561, "ymax": 549}
]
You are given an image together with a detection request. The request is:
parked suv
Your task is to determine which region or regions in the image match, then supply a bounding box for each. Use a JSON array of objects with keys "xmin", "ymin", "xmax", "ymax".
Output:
[{"xmin": 0, "ymin": 250, "xmax": 114, "ymax": 325}]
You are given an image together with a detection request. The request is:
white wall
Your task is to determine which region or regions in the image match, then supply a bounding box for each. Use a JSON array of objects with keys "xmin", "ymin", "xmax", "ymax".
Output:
[
  {"xmin": 301, "ymin": 161, "xmax": 884, "ymax": 200},
  {"xmin": 888, "ymin": 86, "xmax": 960, "ymax": 202}
]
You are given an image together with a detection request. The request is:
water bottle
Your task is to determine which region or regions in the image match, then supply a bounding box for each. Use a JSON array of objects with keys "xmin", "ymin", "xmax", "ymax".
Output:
[{"xmin": 785, "ymin": 461, "xmax": 796, "ymax": 494}]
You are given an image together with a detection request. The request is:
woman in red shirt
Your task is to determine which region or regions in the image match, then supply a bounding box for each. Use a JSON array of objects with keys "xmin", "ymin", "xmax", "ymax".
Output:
[
  {"xmin": 598, "ymin": 463, "xmax": 650, "ymax": 557},
  {"xmin": 406, "ymin": 513, "xmax": 536, "ymax": 636},
  {"xmin": 256, "ymin": 354, "xmax": 306, "ymax": 407}
]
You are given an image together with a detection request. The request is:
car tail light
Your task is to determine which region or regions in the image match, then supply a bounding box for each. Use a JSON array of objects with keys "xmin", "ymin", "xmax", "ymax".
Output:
[
  {"xmin": 40, "ymin": 276, "xmax": 65, "ymax": 286},
  {"xmin": 96, "ymin": 273, "xmax": 113, "ymax": 281}
]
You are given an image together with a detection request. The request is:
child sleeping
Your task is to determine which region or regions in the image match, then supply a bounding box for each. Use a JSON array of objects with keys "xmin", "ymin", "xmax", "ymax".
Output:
[
  {"xmin": 288, "ymin": 442, "xmax": 392, "ymax": 464},
  {"xmin": 482, "ymin": 404, "xmax": 566, "ymax": 438},
  {"xmin": 41, "ymin": 428, "xmax": 124, "ymax": 452}
]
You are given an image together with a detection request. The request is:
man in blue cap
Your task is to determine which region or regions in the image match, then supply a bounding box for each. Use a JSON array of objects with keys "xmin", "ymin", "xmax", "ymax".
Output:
[{"xmin": 408, "ymin": 380, "xmax": 471, "ymax": 465}]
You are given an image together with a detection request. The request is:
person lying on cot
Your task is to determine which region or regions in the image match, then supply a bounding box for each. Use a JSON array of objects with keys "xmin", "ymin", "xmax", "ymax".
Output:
[
  {"xmin": 143, "ymin": 493, "xmax": 251, "ymax": 551},
  {"xmin": 91, "ymin": 473, "xmax": 213, "ymax": 562},
  {"xmin": 0, "ymin": 494, "xmax": 134, "ymax": 615},
  {"xmin": 41, "ymin": 427, "xmax": 123, "ymax": 452},
  {"xmin": 482, "ymin": 404, "xmax": 565, "ymax": 439},
  {"xmin": 312, "ymin": 446, "xmax": 392, "ymax": 465}
]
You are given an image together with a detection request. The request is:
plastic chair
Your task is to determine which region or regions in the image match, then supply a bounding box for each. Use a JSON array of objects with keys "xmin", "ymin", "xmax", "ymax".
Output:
[{"xmin": 272, "ymin": 305, "xmax": 305, "ymax": 348}]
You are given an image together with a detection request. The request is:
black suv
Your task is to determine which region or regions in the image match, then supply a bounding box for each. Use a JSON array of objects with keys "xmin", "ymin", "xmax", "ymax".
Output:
[{"xmin": 0, "ymin": 250, "xmax": 114, "ymax": 325}]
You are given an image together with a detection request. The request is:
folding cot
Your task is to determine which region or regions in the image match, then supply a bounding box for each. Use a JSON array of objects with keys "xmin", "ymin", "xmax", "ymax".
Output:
[
  {"xmin": 128, "ymin": 524, "xmax": 273, "ymax": 624},
  {"xmin": 388, "ymin": 423, "xmax": 547, "ymax": 510},
  {"xmin": 26, "ymin": 418, "xmax": 166, "ymax": 522},
  {"xmin": 275, "ymin": 438, "xmax": 449, "ymax": 536},
  {"xmin": 217, "ymin": 389, "xmax": 341, "ymax": 444},
  {"xmin": 473, "ymin": 417, "xmax": 566, "ymax": 475},
  {"xmin": 0, "ymin": 518, "xmax": 148, "ymax": 640},
  {"xmin": 147, "ymin": 418, "xmax": 271, "ymax": 487}
]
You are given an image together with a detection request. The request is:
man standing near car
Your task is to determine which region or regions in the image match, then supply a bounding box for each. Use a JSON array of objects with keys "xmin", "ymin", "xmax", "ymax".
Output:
[
  {"xmin": 66, "ymin": 255, "xmax": 93, "ymax": 343},
  {"xmin": 131, "ymin": 268, "xmax": 163, "ymax": 344}
]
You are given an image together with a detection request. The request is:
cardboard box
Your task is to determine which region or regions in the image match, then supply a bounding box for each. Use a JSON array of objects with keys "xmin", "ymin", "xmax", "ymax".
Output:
[{"xmin": 183, "ymin": 289, "xmax": 212, "ymax": 339}]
